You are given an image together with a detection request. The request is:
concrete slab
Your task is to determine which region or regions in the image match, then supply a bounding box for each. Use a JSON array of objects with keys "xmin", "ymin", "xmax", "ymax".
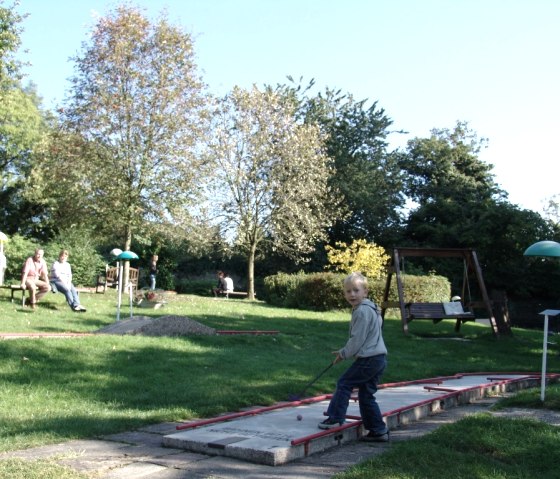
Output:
[{"xmin": 163, "ymin": 373, "xmax": 543, "ymax": 466}]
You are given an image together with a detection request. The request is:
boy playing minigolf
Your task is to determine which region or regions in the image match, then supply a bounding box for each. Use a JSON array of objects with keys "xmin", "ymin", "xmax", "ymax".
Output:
[{"xmin": 318, "ymin": 272, "xmax": 389, "ymax": 442}]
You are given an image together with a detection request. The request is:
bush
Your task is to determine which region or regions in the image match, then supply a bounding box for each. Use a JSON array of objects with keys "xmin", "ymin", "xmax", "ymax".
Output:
[
  {"xmin": 47, "ymin": 227, "xmax": 106, "ymax": 286},
  {"xmin": 291, "ymin": 272, "xmax": 348, "ymax": 310},
  {"xmin": 261, "ymin": 271, "xmax": 306, "ymax": 306},
  {"xmin": 262, "ymin": 271, "xmax": 452, "ymax": 311},
  {"xmin": 2, "ymin": 235, "xmax": 41, "ymax": 282},
  {"xmin": 174, "ymin": 278, "xmax": 215, "ymax": 296},
  {"xmin": 2, "ymin": 229, "xmax": 107, "ymax": 287}
]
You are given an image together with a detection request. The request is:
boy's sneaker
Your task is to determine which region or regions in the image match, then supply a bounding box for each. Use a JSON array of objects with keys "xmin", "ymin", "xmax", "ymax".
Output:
[
  {"xmin": 360, "ymin": 431, "xmax": 390, "ymax": 442},
  {"xmin": 318, "ymin": 418, "xmax": 343, "ymax": 430}
]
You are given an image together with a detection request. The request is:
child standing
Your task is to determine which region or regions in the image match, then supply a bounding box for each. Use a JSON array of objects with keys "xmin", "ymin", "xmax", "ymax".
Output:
[
  {"xmin": 318, "ymin": 272, "xmax": 389, "ymax": 442},
  {"xmin": 149, "ymin": 255, "xmax": 158, "ymax": 290}
]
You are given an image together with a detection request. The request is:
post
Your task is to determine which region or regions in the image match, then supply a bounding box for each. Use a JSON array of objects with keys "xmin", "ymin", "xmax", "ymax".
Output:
[
  {"xmin": 538, "ymin": 309, "xmax": 560, "ymax": 402},
  {"xmin": 541, "ymin": 313, "xmax": 549, "ymax": 402},
  {"xmin": 116, "ymin": 261, "xmax": 123, "ymax": 321}
]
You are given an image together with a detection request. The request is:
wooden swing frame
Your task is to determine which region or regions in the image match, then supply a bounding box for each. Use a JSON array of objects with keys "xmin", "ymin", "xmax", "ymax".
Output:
[{"xmin": 381, "ymin": 247, "xmax": 504, "ymax": 336}]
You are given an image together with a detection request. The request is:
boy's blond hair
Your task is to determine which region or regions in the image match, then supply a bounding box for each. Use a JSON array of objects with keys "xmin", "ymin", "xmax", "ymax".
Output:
[{"xmin": 343, "ymin": 272, "xmax": 368, "ymax": 290}]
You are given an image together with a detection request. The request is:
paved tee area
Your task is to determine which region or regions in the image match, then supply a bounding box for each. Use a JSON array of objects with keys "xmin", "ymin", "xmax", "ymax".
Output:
[{"xmin": 2, "ymin": 373, "xmax": 559, "ymax": 478}]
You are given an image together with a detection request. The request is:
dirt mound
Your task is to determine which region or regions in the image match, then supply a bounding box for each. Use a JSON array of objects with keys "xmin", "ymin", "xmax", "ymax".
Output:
[{"xmin": 95, "ymin": 315, "xmax": 216, "ymax": 337}]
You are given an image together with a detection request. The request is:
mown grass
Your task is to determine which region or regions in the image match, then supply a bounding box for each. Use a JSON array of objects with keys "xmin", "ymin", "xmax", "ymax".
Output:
[
  {"xmin": 334, "ymin": 411, "xmax": 560, "ymax": 479},
  {"xmin": 1, "ymin": 287, "xmax": 559, "ymax": 478}
]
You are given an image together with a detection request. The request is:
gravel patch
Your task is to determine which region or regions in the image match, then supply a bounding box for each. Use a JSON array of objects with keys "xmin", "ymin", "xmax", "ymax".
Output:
[{"xmin": 95, "ymin": 315, "xmax": 216, "ymax": 337}]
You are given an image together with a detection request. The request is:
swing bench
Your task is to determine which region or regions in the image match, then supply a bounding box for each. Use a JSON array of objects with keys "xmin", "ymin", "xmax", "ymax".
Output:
[
  {"xmin": 381, "ymin": 247, "xmax": 509, "ymax": 336},
  {"xmin": 406, "ymin": 301, "xmax": 475, "ymax": 323}
]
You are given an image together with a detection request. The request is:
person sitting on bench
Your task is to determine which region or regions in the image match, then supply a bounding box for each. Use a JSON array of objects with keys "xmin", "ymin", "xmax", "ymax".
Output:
[
  {"xmin": 20, "ymin": 248, "xmax": 51, "ymax": 309},
  {"xmin": 212, "ymin": 271, "xmax": 234, "ymax": 297},
  {"xmin": 51, "ymin": 249, "xmax": 86, "ymax": 312}
]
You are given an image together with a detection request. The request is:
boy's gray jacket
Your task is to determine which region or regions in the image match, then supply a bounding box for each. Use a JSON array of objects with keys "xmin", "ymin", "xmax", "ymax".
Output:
[{"xmin": 339, "ymin": 299, "xmax": 387, "ymax": 360}]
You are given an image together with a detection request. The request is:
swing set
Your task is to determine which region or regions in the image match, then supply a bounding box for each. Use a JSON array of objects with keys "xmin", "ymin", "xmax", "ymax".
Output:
[{"xmin": 381, "ymin": 247, "xmax": 511, "ymax": 336}]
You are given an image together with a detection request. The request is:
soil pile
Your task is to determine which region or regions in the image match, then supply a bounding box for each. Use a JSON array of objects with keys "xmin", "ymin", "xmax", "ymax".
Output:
[{"xmin": 95, "ymin": 315, "xmax": 216, "ymax": 337}]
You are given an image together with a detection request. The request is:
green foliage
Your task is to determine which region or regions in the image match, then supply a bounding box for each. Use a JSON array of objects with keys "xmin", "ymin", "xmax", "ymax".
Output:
[
  {"xmin": 336, "ymin": 415, "xmax": 560, "ymax": 479},
  {"xmin": 0, "ymin": 1, "xmax": 25, "ymax": 84},
  {"xmin": 275, "ymin": 78, "xmax": 405, "ymax": 246},
  {"xmin": 325, "ymin": 239, "xmax": 390, "ymax": 280},
  {"xmin": 398, "ymin": 274, "xmax": 451, "ymax": 302},
  {"xmin": 37, "ymin": 4, "xmax": 210, "ymax": 251},
  {"xmin": 261, "ymin": 271, "xmax": 307, "ymax": 306},
  {"xmin": 263, "ymin": 271, "xmax": 451, "ymax": 311},
  {"xmin": 2, "ymin": 229, "xmax": 105, "ymax": 287},
  {"xmin": 174, "ymin": 278, "xmax": 214, "ymax": 295},
  {"xmin": 46, "ymin": 227, "xmax": 106, "ymax": 286},
  {"xmin": 208, "ymin": 85, "xmax": 345, "ymax": 298},
  {"xmin": 290, "ymin": 272, "xmax": 348, "ymax": 310}
]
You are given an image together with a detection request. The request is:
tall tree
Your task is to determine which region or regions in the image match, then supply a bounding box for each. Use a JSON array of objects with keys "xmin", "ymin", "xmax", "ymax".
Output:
[
  {"xmin": 402, "ymin": 121, "xmax": 501, "ymax": 204},
  {"xmin": 398, "ymin": 121, "xmax": 559, "ymax": 297},
  {"xmin": 44, "ymin": 5, "xmax": 210, "ymax": 252},
  {"xmin": 0, "ymin": 3, "xmax": 50, "ymax": 238},
  {"xmin": 208, "ymin": 86, "xmax": 344, "ymax": 299},
  {"xmin": 0, "ymin": 0, "xmax": 25, "ymax": 86},
  {"xmin": 275, "ymin": 79, "xmax": 405, "ymax": 247}
]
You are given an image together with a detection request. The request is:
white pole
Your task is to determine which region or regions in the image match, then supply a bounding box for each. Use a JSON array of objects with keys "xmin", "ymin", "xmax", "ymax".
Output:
[
  {"xmin": 541, "ymin": 314, "xmax": 549, "ymax": 402},
  {"xmin": 116, "ymin": 261, "xmax": 123, "ymax": 321}
]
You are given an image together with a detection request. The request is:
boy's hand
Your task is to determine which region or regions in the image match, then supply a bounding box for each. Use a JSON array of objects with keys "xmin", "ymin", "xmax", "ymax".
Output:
[{"xmin": 331, "ymin": 352, "xmax": 343, "ymax": 364}]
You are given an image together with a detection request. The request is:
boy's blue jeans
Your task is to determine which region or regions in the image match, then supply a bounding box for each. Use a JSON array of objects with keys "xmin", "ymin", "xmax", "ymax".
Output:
[{"xmin": 326, "ymin": 354, "xmax": 387, "ymax": 434}]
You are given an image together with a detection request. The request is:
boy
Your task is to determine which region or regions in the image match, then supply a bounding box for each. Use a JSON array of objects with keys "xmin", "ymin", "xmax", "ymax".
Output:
[{"xmin": 318, "ymin": 272, "xmax": 389, "ymax": 442}]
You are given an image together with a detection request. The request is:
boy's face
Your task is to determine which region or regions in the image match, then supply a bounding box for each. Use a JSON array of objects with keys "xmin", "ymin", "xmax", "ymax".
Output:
[{"xmin": 344, "ymin": 281, "xmax": 367, "ymax": 307}]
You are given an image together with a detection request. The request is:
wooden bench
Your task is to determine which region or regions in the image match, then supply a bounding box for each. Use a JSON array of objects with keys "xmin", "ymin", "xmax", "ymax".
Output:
[
  {"xmin": 96, "ymin": 266, "xmax": 139, "ymax": 293},
  {"xmin": 1, "ymin": 284, "xmax": 40, "ymax": 307},
  {"xmin": 217, "ymin": 291, "xmax": 253, "ymax": 299},
  {"xmin": 406, "ymin": 302, "xmax": 476, "ymax": 331}
]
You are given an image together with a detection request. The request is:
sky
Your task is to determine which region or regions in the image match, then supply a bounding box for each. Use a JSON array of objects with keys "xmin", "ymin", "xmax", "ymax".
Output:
[{"xmin": 13, "ymin": 0, "xmax": 560, "ymax": 213}]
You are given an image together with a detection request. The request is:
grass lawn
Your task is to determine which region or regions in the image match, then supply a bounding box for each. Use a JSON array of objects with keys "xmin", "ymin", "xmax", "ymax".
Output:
[{"xmin": 1, "ymin": 287, "xmax": 559, "ymax": 478}]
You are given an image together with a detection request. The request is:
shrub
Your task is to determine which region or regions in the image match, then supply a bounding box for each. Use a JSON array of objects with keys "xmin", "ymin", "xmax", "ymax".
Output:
[
  {"xmin": 291, "ymin": 272, "xmax": 348, "ymax": 311},
  {"xmin": 2, "ymin": 229, "xmax": 108, "ymax": 287},
  {"xmin": 47, "ymin": 227, "xmax": 106, "ymax": 286},
  {"xmin": 261, "ymin": 271, "xmax": 307, "ymax": 307},
  {"xmin": 325, "ymin": 239, "xmax": 390, "ymax": 280},
  {"xmin": 2, "ymin": 235, "xmax": 40, "ymax": 282},
  {"xmin": 174, "ymin": 278, "xmax": 215, "ymax": 296},
  {"xmin": 263, "ymin": 271, "xmax": 452, "ymax": 312}
]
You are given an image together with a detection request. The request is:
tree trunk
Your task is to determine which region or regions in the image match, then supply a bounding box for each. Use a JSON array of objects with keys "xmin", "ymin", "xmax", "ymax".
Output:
[{"xmin": 247, "ymin": 242, "xmax": 256, "ymax": 300}]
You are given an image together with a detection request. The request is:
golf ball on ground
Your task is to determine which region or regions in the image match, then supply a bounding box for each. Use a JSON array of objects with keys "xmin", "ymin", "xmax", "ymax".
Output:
[{"xmin": 297, "ymin": 414, "xmax": 303, "ymax": 421}]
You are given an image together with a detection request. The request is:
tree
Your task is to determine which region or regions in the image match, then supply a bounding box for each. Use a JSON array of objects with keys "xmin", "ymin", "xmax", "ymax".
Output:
[
  {"xmin": 400, "ymin": 121, "xmax": 502, "ymax": 208},
  {"xmin": 274, "ymin": 79, "xmax": 405, "ymax": 247},
  {"xmin": 208, "ymin": 86, "xmax": 344, "ymax": 299},
  {"xmin": 398, "ymin": 121, "xmax": 560, "ymax": 297},
  {"xmin": 46, "ymin": 5, "xmax": 210, "ymax": 253},
  {"xmin": 0, "ymin": 3, "xmax": 51, "ymax": 238},
  {"xmin": 0, "ymin": 0, "xmax": 26, "ymax": 86}
]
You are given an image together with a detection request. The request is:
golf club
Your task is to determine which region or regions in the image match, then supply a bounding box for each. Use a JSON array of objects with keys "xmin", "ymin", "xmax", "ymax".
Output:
[{"xmin": 288, "ymin": 361, "xmax": 335, "ymax": 401}]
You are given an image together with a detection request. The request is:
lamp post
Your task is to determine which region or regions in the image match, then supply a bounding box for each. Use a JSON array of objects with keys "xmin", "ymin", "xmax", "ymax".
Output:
[
  {"xmin": 523, "ymin": 240, "xmax": 560, "ymax": 401},
  {"xmin": 115, "ymin": 250, "xmax": 139, "ymax": 321}
]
